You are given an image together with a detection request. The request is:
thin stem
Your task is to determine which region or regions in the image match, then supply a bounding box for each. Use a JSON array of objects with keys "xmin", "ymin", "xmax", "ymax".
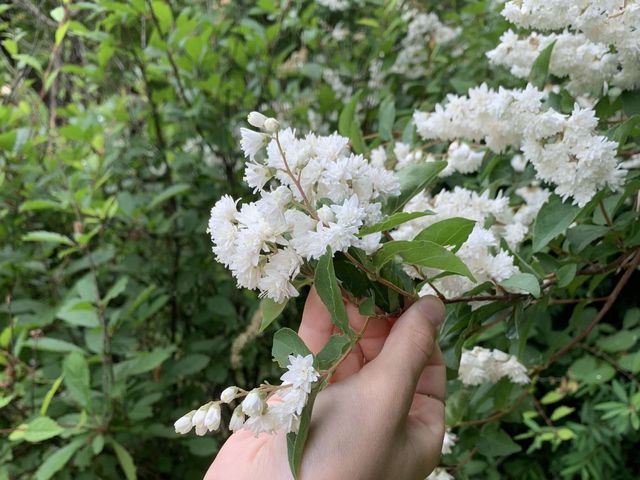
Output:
[{"xmin": 274, "ymin": 132, "xmax": 318, "ymax": 219}]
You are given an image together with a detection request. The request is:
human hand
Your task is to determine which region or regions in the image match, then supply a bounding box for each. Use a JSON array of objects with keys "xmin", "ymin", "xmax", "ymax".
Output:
[{"xmin": 205, "ymin": 289, "xmax": 446, "ymax": 480}]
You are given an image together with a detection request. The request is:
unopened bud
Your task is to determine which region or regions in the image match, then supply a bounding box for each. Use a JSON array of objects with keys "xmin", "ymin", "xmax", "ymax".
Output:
[
  {"xmin": 263, "ymin": 117, "xmax": 280, "ymax": 133},
  {"xmin": 247, "ymin": 111, "xmax": 268, "ymax": 129}
]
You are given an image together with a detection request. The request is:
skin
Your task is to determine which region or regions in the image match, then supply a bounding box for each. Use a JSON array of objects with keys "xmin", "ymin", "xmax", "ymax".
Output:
[{"xmin": 206, "ymin": 290, "xmax": 446, "ymax": 480}]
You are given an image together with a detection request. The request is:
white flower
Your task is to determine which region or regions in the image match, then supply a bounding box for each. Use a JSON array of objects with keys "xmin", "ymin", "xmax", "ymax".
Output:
[
  {"xmin": 280, "ymin": 354, "xmax": 320, "ymax": 394},
  {"xmin": 264, "ymin": 118, "xmax": 280, "ymax": 133},
  {"xmin": 442, "ymin": 429, "xmax": 458, "ymax": 455},
  {"xmin": 204, "ymin": 403, "xmax": 222, "ymax": 431},
  {"xmin": 220, "ymin": 386, "xmax": 239, "ymax": 404},
  {"xmin": 229, "ymin": 406, "xmax": 246, "ymax": 431},
  {"xmin": 426, "ymin": 468, "xmax": 454, "ymax": 480},
  {"xmin": 191, "ymin": 403, "xmax": 210, "ymax": 429},
  {"xmin": 244, "ymin": 162, "xmax": 272, "ymax": 192},
  {"xmin": 242, "ymin": 390, "xmax": 265, "ymax": 417},
  {"xmin": 459, "ymin": 347, "xmax": 530, "ymax": 386},
  {"xmin": 247, "ymin": 111, "xmax": 268, "ymax": 129},
  {"xmin": 174, "ymin": 410, "xmax": 195, "ymax": 434},
  {"xmin": 240, "ymin": 128, "xmax": 268, "ymax": 160}
]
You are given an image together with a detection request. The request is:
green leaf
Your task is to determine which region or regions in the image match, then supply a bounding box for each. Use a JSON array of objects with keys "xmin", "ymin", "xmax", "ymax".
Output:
[
  {"xmin": 316, "ymin": 335, "xmax": 350, "ymax": 369},
  {"xmin": 272, "ymin": 328, "xmax": 311, "ymax": 368},
  {"xmin": 551, "ymin": 406, "xmax": 575, "ymax": 421},
  {"xmin": 373, "ymin": 240, "xmax": 475, "ymax": 280},
  {"xmin": 23, "ymin": 230, "xmax": 75, "ymax": 246},
  {"xmin": 103, "ymin": 276, "xmax": 129, "ymax": 305},
  {"xmin": 0, "ymin": 395, "xmax": 15, "ymax": 410},
  {"xmin": 19, "ymin": 200, "xmax": 65, "ymax": 212},
  {"xmin": 57, "ymin": 300, "xmax": 99, "ymax": 328},
  {"xmin": 571, "ymin": 355, "xmax": 615, "ymax": 384},
  {"xmin": 597, "ymin": 330, "xmax": 639, "ymax": 353},
  {"xmin": 414, "ymin": 217, "xmax": 475, "ymax": 249},
  {"xmin": 23, "ymin": 416, "xmax": 64, "ymax": 443},
  {"xmin": 358, "ymin": 295, "xmax": 376, "ymax": 316},
  {"xmin": 40, "ymin": 376, "xmax": 64, "ymax": 416},
  {"xmin": 338, "ymin": 92, "xmax": 362, "ymax": 138},
  {"xmin": 499, "ymin": 273, "xmax": 541, "ymax": 298},
  {"xmin": 621, "ymin": 90, "xmax": 640, "ymax": 117},
  {"xmin": 314, "ymin": 250, "xmax": 352, "ymax": 335},
  {"xmin": 24, "ymin": 337, "xmax": 84, "ymax": 354},
  {"xmin": 259, "ymin": 298, "xmax": 288, "ymax": 332},
  {"xmin": 532, "ymin": 195, "xmax": 580, "ymax": 252},
  {"xmin": 286, "ymin": 386, "xmax": 320, "ymax": 478},
  {"xmin": 111, "ymin": 439, "xmax": 137, "ymax": 480},
  {"xmin": 359, "ymin": 212, "xmax": 429, "ymax": 236},
  {"xmin": 385, "ymin": 161, "xmax": 446, "ymax": 214},
  {"xmin": 529, "ymin": 40, "xmax": 556, "ymax": 89},
  {"xmin": 148, "ymin": 184, "xmax": 191, "ymax": 209},
  {"xmin": 556, "ymin": 264, "xmax": 577, "ymax": 288},
  {"xmin": 63, "ymin": 352, "xmax": 91, "ymax": 408},
  {"xmin": 477, "ymin": 428, "xmax": 522, "ymax": 457},
  {"xmin": 378, "ymin": 96, "xmax": 396, "ymax": 141},
  {"xmin": 151, "ymin": 1, "xmax": 173, "ymax": 32},
  {"xmin": 35, "ymin": 438, "xmax": 84, "ymax": 480}
]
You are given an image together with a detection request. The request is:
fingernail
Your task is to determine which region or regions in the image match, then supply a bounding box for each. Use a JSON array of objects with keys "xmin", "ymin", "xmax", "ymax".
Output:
[{"xmin": 416, "ymin": 295, "xmax": 445, "ymax": 328}]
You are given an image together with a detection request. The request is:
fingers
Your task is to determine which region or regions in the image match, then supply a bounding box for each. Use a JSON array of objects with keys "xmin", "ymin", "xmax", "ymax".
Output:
[
  {"xmin": 345, "ymin": 303, "xmax": 390, "ymax": 363},
  {"xmin": 297, "ymin": 287, "xmax": 334, "ymax": 354},
  {"xmin": 369, "ymin": 296, "xmax": 445, "ymax": 402}
]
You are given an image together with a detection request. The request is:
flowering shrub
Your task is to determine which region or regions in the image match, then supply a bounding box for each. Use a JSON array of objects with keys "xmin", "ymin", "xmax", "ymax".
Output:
[{"xmin": 2, "ymin": 1, "xmax": 639, "ymax": 479}]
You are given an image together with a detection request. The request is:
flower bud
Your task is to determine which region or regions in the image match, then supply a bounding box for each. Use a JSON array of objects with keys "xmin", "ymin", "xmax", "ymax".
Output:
[
  {"xmin": 247, "ymin": 111, "xmax": 268, "ymax": 129},
  {"xmin": 229, "ymin": 405, "xmax": 246, "ymax": 431},
  {"xmin": 241, "ymin": 390, "xmax": 265, "ymax": 417},
  {"xmin": 194, "ymin": 423, "xmax": 208, "ymax": 436},
  {"xmin": 191, "ymin": 403, "xmax": 210, "ymax": 427},
  {"xmin": 220, "ymin": 386, "xmax": 239, "ymax": 404},
  {"xmin": 204, "ymin": 403, "xmax": 222, "ymax": 431},
  {"xmin": 263, "ymin": 117, "xmax": 280, "ymax": 133},
  {"xmin": 174, "ymin": 410, "xmax": 196, "ymax": 434}
]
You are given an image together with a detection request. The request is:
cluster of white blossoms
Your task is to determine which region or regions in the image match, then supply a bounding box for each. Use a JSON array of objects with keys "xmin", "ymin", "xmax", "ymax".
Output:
[
  {"xmin": 316, "ymin": 0, "xmax": 350, "ymax": 11},
  {"xmin": 413, "ymin": 84, "xmax": 625, "ymax": 206},
  {"xmin": 175, "ymin": 354, "xmax": 320, "ymax": 437},
  {"xmin": 373, "ymin": 141, "xmax": 486, "ymax": 178},
  {"xmin": 498, "ymin": 0, "xmax": 640, "ymax": 92},
  {"xmin": 394, "ymin": 186, "xmax": 548, "ymax": 299},
  {"xmin": 392, "ymin": 9, "xmax": 461, "ymax": 78},
  {"xmin": 459, "ymin": 346, "xmax": 530, "ymax": 386},
  {"xmin": 208, "ymin": 112, "xmax": 400, "ymax": 302},
  {"xmin": 487, "ymin": 30, "xmax": 619, "ymax": 96}
]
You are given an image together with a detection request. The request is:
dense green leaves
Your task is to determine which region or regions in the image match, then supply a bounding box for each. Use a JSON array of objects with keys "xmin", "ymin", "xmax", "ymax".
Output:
[{"xmin": 359, "ymin": 212, "xmax": 430, "ymax": 236}]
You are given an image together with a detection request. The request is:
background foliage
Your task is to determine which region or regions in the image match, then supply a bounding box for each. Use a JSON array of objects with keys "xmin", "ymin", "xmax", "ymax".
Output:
[{"xmin": 1, "ymin": 0, "xmax": 639, "ymax": 479}]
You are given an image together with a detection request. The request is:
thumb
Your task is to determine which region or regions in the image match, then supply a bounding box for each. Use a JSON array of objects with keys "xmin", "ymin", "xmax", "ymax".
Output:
[{"xmin": 370, "ymin": 296, "xmax": 445, "ymax": 395}]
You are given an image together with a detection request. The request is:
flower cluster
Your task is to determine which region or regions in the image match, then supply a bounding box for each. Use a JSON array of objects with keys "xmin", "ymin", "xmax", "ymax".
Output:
[
  {"xmin": 393, "ymin": 186, "xmax": 548, "ymax": 299},
  {"xmin": 316, "ymin": 0, "xmax": 350, "ymax": 11},
  {"xmin": 459, "ymin": 346, "xmax": 530, "ymax": 386},
  {"xmin": 487, "ymin": 30, "xmax": 618, "ymax": 96},
  {"xmin": 392, "ymin": 9, "xmax": 461, "ymax": 78},
  {"xmin": 499, "ymin": 0, "xmax": 640, "ymax": 92},
  {"xmin": 413, "ymin": 84, "xmax": 625, "ymax": 206},
  {"xmin": 208, "ymin": 113, "xmax": 400, "ymax": 302},
  {"xmin": 175, "ymin": 354, "xmax": 320, "ymax": 437}
]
